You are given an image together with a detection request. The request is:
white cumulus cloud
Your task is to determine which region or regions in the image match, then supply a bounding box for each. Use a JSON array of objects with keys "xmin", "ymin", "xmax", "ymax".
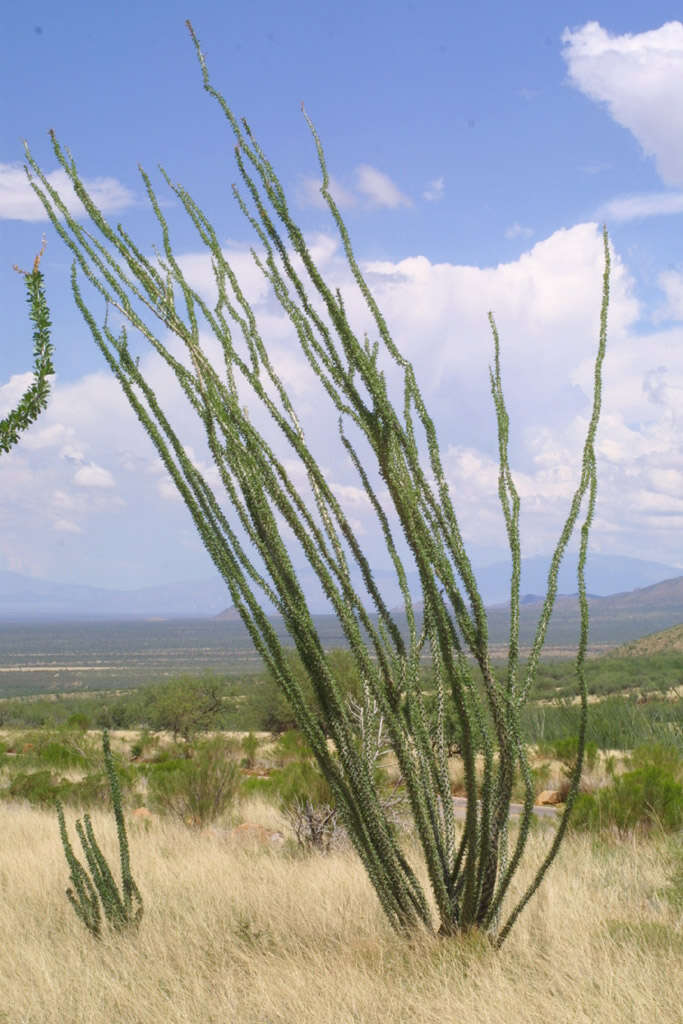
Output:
[
  {"xmin": 296, "ymin": 165, "xmax": 412, "ymax": 211},
  {"xmin": 597, "ymin": 191, "xmax": 683, "ymax": 222},
  {"xmin": 355, "ymin": 165, "xmax": 412, "ymax": 208},
  {"xmin": 3, "ymin": 221, "xmax": 683, "ymax": 579},
  {"xmin": 74, "ymin": 464, "xmax": 116, "ymax": 488},
  {"xmin": 562, "ymin": 21, "xmax": 683, "ymax": 187},
  {"xmin": 654, "ymin": 269, "xmax": 683, "ymax": 322},
  {"xmin": 0, "ymin": 163, "xmax": 136, "ymax": 222},
  {"xmin": 296, "ymin": 174, "xmax": 358, "ymax": 210}
]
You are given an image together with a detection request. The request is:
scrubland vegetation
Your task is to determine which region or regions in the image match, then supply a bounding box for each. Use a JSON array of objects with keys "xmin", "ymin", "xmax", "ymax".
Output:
[
  {"xmin": 1, "ymin": 648, "xmax": 680, "ymax": 750},
  {"xmin": 0, "ymin": 655, "xmax": 681, "ymax": 1022}
]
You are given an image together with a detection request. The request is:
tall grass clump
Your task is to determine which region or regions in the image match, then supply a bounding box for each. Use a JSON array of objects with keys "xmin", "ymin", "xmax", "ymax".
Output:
[
  {"xmin": 23, "ymin": 19, "xmax": 610, "ymax": 946},
  {"xmin": 55, "ymin": 730, "xmax": 143, "ymax": 938}
]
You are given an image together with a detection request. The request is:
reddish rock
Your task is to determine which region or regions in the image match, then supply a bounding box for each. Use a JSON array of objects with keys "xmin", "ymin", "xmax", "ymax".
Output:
[
  {"xmin": 536, "ymin": 790, "xmax": 561, "ymax": 806},
  {"xmin": 229, "ymin": 822, "xmax": 285, "ymax": 846},
  {"xmin": 131, "ymin": 806, "xmax": 154, "ymax": 820}
]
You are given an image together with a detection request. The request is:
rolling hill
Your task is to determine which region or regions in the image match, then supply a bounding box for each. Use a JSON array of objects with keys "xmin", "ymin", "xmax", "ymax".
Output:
[{"xmin": 605, "ymin": 622, "xmax": 683, "ymax": 658}]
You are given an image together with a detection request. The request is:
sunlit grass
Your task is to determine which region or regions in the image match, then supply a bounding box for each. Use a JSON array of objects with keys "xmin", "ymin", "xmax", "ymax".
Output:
[{"xmin": 2, "ymin": 794, "xmax": 680, "ymax": 1023}]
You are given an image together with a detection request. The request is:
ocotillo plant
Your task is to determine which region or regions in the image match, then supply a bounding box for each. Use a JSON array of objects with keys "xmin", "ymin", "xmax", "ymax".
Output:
[
  {"xmin": 25, "ymin": 20, "xmax": 609, "ymax": 946},
  {"xmin": 56, "ymin": 730, "xmax": 143, "ymax": 939},
  {"xmin": 1, "ymin": 237, "xmax": 54, "ymax": 453}
]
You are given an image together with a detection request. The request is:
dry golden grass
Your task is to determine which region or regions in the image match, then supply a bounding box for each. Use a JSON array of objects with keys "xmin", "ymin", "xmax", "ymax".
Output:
[{"xmin": 1, "ymin": 793, "xmax": 681, "ymax": 1023}]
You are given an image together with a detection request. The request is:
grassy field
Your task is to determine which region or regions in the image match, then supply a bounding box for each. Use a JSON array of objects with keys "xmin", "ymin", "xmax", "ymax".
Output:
[
  {"xmin": 0, "ymin": 720, "xmax": 681, "ymax": 1023},
  {"xmin": 1, "ymin": 791, "xmax": 681, "ymax": 1024},
  {"xmin": 1, "ymin": 620, "xmax": 680, "ymax": 1022}
]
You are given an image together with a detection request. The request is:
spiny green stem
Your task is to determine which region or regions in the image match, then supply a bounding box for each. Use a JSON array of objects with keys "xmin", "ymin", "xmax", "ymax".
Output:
[{"xmin": 25, "ymin": 22, "xmax": 610, "ymax": 945}]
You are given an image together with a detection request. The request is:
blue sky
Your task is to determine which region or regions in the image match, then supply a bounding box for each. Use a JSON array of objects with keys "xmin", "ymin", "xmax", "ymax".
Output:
[{"xmin": 2, "ymin": 2, "xmax": 683, "ymax": 596}]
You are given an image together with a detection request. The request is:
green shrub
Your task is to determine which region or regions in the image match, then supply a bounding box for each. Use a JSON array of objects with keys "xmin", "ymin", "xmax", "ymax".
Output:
[
  {"xmin": 628, "ymin": 741, "xmax": 681, "ymax": 777},
  {"xmin": 35, "ymin": 739, "xmax": 90, "ymax": 771},
  {"xmin": 129, "ymin": 729, "xmax": 159, "ymax": 761},
  {"xmin": 509, "ymin": 762, "xmax": 553, "ymax": 803},
  {"xmin": 60, "ymin": 772, "xmax": 112, "ymax": 809},
  {"xmin": 540, "ymin": 736, "xmax": 599, "ymax": 800},
  {"xmin": 270, "ymin": 729, "xmax": 315, "ymax": 766},
  {"xmin": 146, "ymin": 735, "xmax": 242, "ymax": 827},
  {"xmin": 258, "ymin": 649, "xmax": 366, "ymax": 736},
  {"xmin": 241, "ymin": 732, "xmax": 259, "ymax": 769},
  {"xmin": 548, "ymin": 736, "xmax": 598, "ymax": 774},
  {"xmin": 269, "ymin": 758, "xmax": 334, "ymax": 809},
  {"xmin": 268, "ymin": 758, "xmax": 339, "ymax": 852},
  {"xmin": 66, "ymin": 712, "xmax": 91, "ymax": 732},
  {"xmin": 570, "ymin": 762, "xmax": 682, "ymax": 835},
  {"xmin": 240, "ymin": 775, "xmax": 274, "ymax": 799},
  {"xmin": 521, "ymin": 695, "xmax": 682, "ymax": 752},
  {"xmin": 6, "ymin": 769, "xmax": 68, "ymax": 807},
  {"xmin": 94, "ymin": 707, "xmax": 114, "ymax": 729}
]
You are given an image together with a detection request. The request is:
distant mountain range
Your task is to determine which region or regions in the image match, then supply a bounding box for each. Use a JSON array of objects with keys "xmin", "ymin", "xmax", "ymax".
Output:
[
  {"xmin": 215, "ymin": 575, "xmax": 683, "ymax": 653},
  {"xmin": 0, "ymin": 552, "xmax": 681, "ymax": 623},
  {"xmin": 482, "ymin": 575, "xmax": 683, "ymax": 651},
  {"xmin": 0, "ymin": 571, "xmax": 232, "ymax": 621}
]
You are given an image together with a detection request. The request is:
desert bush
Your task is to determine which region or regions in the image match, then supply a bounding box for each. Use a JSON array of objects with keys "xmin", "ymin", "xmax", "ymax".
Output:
[
  {"xmin": 33, "ymin": 738, "xmax": 91, "ymax": 771},
  {"xmin": 66, "ymin": 712, "xmax": 92, "ymax": 732},
  {"xmin": 267, "ymin": 723, "xmax": 407, "ymax": 853},
  {"xmin": 6, "ymin": 769, "xmax": 68, "ymax": 807},
  {"xmin": 2, "ymin": 733, "xmax": 138, "ymax": 810},
  {"xmin": 546, "ymin": 736, "xmax": 598, "ymax": 775},
  {"xmin": 252, "ymin": 650, "xmax": 367, "ymax": 735},
  {"xmin": 269, "ymin": 729, "xmax": 315, "ymax": 766},
  {"xmin": 129, "ymin": 728, "xmax": 159, "ymax": 761},
  {"xmin": 509, "ymin": 762, "xmax": 554, "ymax": 804},
  {"xmin": 521, "ymin": 695, "xmax": 682, "ymax": 752},
  {"xmin": 240, "ymin": 731, "xmax": 259, "ymax": 769},
  {"xmin": 268, "ymin": 758, "xmax": 340, "ymax": 853},
  {"xmin": 146, "ymin": 735, "xmax": 242, "ymax": 827},
  {"xmin": 570, "ymin": 757, "xmax": 682, "ymax": 836},
  {"xmin": 628, "ymin": 741, "xmax": 681, "ymax": 778},
  {"xmin": 147, "ymin": 741, "xmax": 192, "ymax": 764},
  {"xmin": 59, "ymin": 772, "xmax": 113, "ymax": 809},
  {"xmin": 269, "ymin": 757, "xmax": 334, "ymax": 807}
]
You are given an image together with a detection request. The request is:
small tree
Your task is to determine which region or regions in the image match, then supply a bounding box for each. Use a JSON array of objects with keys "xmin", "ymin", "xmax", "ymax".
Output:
[
  {"xmin": 24, "ymin": 21, "xmax": 610, "ymax": 946},
  {"xmin": 143, "ymin": 673, "xmax": 226, "ymax": 743},
  {"xmin": 2, "ymin": 237, "xmax": 54, "ymax": 453}
]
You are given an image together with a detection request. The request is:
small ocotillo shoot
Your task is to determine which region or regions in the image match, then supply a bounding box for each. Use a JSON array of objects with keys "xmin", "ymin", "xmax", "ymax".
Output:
[{"xmin": 56, "ymin": 730, "xmax": 143, "ymax": 939}]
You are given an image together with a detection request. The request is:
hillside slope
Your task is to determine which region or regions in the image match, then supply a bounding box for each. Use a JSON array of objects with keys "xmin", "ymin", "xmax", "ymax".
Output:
[{"xmin": 607, "ymin": 622, "xmax": 683, "ymax": 657}]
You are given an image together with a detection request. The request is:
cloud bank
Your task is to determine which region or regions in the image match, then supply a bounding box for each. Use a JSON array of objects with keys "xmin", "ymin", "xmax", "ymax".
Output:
[{"xmin": 2, "ymin": 222, "xmax": 682, "ymax": 587}]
